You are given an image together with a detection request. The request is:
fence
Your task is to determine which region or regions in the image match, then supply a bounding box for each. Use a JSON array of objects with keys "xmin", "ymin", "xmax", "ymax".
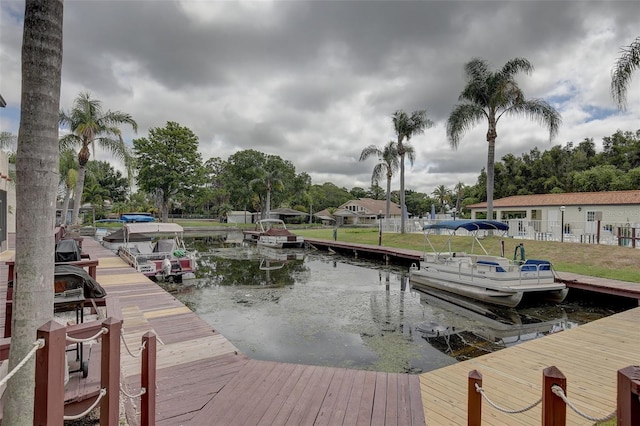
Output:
[
  {"xmin": 380, "ymin": 218, "xmax": 640, "ymax": 247},
  {"xmin": 468, "ymin": 365, "xmax": 640, "ymax": 425}
]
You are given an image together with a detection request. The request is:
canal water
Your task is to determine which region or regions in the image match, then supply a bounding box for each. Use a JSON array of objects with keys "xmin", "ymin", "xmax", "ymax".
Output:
[{"xmin": 169, "ymin": 237, "xmax": 633, "ymax": 374}]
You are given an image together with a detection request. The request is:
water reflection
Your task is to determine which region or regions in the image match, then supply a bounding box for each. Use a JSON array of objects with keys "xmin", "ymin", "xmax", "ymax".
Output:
[
  {"xmin": 416, "ymin": 289, "xmax": 575, "ymax": 360},
  {"xmin": 170, "ymin": 241, "xmax": 629, "ymax": 374}
]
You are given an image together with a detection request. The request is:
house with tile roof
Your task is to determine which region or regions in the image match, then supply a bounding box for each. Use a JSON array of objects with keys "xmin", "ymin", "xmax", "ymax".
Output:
[
  {"xmin": 315, "ymin": 198, "xmax": 403, "ymax": 226},
  {"xmin": 467, "ymin": 190, "xmax": 640, "ymax": 241}
]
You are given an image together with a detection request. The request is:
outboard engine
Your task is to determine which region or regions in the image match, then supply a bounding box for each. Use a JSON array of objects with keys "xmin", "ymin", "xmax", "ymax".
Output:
[{"xmin": 162, "ymin": 258, "xmax": 172, "ymax": 278}]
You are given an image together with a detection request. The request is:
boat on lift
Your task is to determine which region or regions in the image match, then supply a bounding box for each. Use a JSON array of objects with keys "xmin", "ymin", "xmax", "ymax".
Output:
[{"xmin": 242, "ymin": 219, "xmax": 304, "ymax": 249}]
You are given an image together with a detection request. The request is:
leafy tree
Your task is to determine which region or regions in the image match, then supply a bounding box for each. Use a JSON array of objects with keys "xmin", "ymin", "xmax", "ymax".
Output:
[
  {"xmin": 58, "ymin": 148, "xmax": 77, "ymax": 225},
  {"xmin": 404, "ymin": 190, "xmax": 432, "ymax": 218},
  {"xmin": 392, "ymin": 110, "xmax": 432, "ymax": 232},
  {"xmin": 611, "ymin": 36, "xmax": 640, "ymax": 109},
  {"xmin": 84, "ymin": 160, "xmax": 128, "ymax": 204},
  {"xmin": 6, "ymin": 1, "xmax": 62, "ymax": 422},
  {"xmin": 134, "ymin": 121, "xmax": 205, "ymax": 222},
  {"xmin": 368, "ymin": 184, "xmax": 385, "ymax": 200},
  {"xmin": 0, "ymin": 131, "xmax": 17, "ymax": 151},
  {"xmin": 309, "ymin": 182, "xmax": 351, "ymax": 212},
  {"xmin": 59, "ymin": 91, "xmax": 137, "ymax": 224},
  {"xmin": 359, "ymin": 140, "xmax": 400, "ymax": 218},
  {"xmin": 349, "ymin": 186, "xmax": 368, "ymax": 199},
  {"xmin": 447, "ymin": 57, "xmax": 561, "ymax": 221}
]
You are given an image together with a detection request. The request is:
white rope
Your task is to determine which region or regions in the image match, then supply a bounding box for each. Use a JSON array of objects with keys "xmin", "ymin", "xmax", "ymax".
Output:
[
  {"xmin": 475, "ymin": 383, "xmax": 542, "ymax": 414},
  {"xmin": 66, "ymin": 327, "xmax": 108, "ymax": 343},
  {"xmin": 551, "ymin": 385, "xmax": 617, "ymax": 423},
  {"xmin": 121, "ymin": 334, "xmax": 147, "ymax": 358},
  {"xmin": 0, "ymin": 339, "xmax": 45, "ymax": 388},
  {"xmin": 120, "ymin": 384, "xmax": 147, "ymax": 399},
  {"xmin": 63, "ymin": 388, "xmax": 107, "ymax": 421}
]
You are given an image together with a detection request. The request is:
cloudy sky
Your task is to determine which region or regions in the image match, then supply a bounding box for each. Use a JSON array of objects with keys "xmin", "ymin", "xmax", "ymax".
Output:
[{"xmin": 1, "ymin": 1, "xmax": 639, "ymax": 195}]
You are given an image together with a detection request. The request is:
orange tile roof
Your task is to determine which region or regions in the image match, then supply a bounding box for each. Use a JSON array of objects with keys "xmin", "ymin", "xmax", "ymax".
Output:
[{"xmin": 468, "ymin": 190, "xmax": 640, "ymax": 209}]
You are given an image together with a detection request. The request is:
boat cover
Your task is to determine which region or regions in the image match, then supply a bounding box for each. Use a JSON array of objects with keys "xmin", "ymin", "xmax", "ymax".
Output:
[
  {"xmin": 54, "ymin": 264, "xmax": 107, "ymax": 298},
  {"xmin": 423, "ymin": 220, "xmax": 509, "ymax": 232},
  {"xmin": 124, "ymin": 223, "xmax": 184, "ymax": 235},
  {"xmin": 55, "ymin": 239, "xmax": 82, "ymax": 262},
  {"xmin": 121, "ymin": 214, "xmax": 155, "ymax": 223}
]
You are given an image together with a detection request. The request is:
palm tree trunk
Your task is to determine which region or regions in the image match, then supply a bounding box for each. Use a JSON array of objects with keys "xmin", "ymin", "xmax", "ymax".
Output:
[
  {"xmin": 385, "ymin": 175, "xmax": 391, "ymax": 218},
  {"xmin": 399, "ymin": 152, "xmax": 406, "ymax": 234},
  {"xmin": 61, "ymin": 186, "xmax": 71, "ymax": 225},
  {"xmin": 487, "ymin": 138, "xmax": 496, "ymax": 220},
  {"xmin": 266, "ymin": 189, "xmax": 271, "ymax": 218},
  {"xmin": 71, "ymin": 164, "xmax": 86, "ymax": 225},
  {"xmin": 5, "ymin": 1, "xmax": 63, "ymax": 423}
]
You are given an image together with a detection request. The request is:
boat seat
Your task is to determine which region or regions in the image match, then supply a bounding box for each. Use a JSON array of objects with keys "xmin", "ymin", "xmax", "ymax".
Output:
[
  {"xmin": 476, "ymin": 260, "xmax": 507, "ymax": 272},
  {"xmin": 521, "ymin": 259, "xmax": 551, "ymax": 271}
]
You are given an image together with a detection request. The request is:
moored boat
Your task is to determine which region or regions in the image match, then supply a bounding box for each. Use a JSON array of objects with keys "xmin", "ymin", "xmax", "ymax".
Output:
[
  {"xmin": 409, "ymin": 220, "xmax": 568, "ymax": 308},
  {"xmin": 242, "ymin": 219, "xmax": 304, "ymax": 249},
  {"xmin": 117, "ymin": 223, "xmax": 197, "ymax": 283}
]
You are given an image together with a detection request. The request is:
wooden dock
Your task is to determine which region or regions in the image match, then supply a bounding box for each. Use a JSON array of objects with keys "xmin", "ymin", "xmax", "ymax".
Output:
[
  {"xmin": 84, "ymin": 238, "xmax": 426, "ymax": 425},
  {"xmin": 557, "ymin": 271, "xmax": 640, "ymax": 301},
  {"xmin": 305, "ymin": 238, "xmax": 424, "ymax": 266},
  {"xmin": 2, "ymin": 235, "xmax": 639, "ymax": 425}
]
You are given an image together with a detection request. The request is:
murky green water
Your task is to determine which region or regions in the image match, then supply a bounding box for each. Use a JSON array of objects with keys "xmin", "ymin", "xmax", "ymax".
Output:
[{"xmin": 169, "ymin": 239, "xmax": 634, "ymax": 374}]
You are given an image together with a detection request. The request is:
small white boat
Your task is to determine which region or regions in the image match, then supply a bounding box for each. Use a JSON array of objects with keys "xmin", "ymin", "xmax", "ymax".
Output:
[
  {"xmin": 409, "ymin": 220, "xmax": 568, "ymax": 308},
  {"xmin": 117, "ymin": 223, "xmax": 197, "ymax": 283},
  {"xmin": 243, "ymin": 219, "xmax": 304, "ymax": 249}
]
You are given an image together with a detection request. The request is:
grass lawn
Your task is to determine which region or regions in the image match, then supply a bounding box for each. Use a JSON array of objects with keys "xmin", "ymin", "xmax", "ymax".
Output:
[{"xmin": 294, "ymin": 227, "xmax": 640, "ymax": 283}]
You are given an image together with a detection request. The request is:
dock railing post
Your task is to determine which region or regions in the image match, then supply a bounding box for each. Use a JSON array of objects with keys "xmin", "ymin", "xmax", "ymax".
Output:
[
  {"xmin": 100, "ymin": 316, "xmax": 122, "ymax": 426},
  {"xmin": 141, "ymin": 331, "xmax": 157, "ymax": 426},
  {"xmin": 468, "ymin": 370, "xmax": 482, "ymax": 426},
  {"xmin": 35, "ymin": 320, "xmax": 66, "ymax": 426},
  {"xmin": 542, "ymin": 366, "xmax": 566, "ymax": 426},
  {"xmin": 617, "ymin": 365, "xmax": 640, "ymax": 426}
]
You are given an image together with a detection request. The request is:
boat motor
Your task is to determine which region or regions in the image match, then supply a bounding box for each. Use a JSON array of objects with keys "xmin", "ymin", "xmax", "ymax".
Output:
[
  {"xmin": 513, "ymin": 243, "xmax": 525, "ymax": 263},
  {"xmin": 162, "ymin": 258, "xmax": 172, "ymax": 277}
]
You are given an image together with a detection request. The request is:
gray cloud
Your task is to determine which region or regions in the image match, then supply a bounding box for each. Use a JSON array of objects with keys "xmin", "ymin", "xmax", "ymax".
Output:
[{"xmin": 1, "ymin": 0, "xmax": 639, "ymax": 196}]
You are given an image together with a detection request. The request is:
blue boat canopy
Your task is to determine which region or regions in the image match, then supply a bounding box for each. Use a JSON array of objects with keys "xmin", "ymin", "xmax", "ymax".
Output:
[
  {"xmin": 423, "ymin": 220, "xmax": 509, "ymax": 232},
  {"xmin": 121, "ymin": 214, "xmax": 155, "ymax": 223}
]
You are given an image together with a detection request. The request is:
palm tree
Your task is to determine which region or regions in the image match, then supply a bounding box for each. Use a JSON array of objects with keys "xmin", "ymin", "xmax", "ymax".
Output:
[
  {"xmin": 447, "ymin": 58, "xmax": 561, "ymax": 222},
  {"xmin": 5, "ymin": 1, "xmax": 62, "ymax": 423},
  {"xmin": 392, "ymin": 110, "xmax": 433, "ymax": 233},
  {"xmin": 250, "ymin": 168, "xmax": 284, "ymax": 218},
  {"xmin": 59, "ymin": 91, "xmax": 137, "ymax": 225},
  {"xmin": 359, "ymin": 141, "xmax": 401, "ymax": 218},
  {"xmin": 454, "ymin": 181, "xmax": 466, "ymax": 213},
  {"xmin": 611, "ymin": 36, "xmax": 640, "ymax": 109},
  {"xmin": 432, "ymin": 185, "xmax": 452, "ymax": 214}
]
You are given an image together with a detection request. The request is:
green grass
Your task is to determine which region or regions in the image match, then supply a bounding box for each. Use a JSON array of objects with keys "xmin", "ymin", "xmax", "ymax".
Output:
[{"xmin": 295, "ymin": 228, "xmax": 640, "ymax": 282}]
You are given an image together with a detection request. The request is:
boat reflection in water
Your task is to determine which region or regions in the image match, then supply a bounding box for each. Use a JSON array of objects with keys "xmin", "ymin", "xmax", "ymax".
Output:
[{"xmin": 415, "ymin": 288, "xmax": 576, "ymax": 361}]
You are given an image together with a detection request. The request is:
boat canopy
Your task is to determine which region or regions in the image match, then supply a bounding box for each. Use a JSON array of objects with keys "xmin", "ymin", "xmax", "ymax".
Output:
[
  {"xmin": 423, "ymin": 220, "xmax": 508, "ymax": 232},
  {"xmin": 124, "ymin": 223, "xmax": 184, "ymax": 235}
]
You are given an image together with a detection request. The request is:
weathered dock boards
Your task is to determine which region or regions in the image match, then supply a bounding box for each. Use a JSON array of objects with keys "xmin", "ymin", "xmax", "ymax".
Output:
[
  {"xmin": 420, "ymin": 306, "xmax": 640, "ymax": 425},
  {"xmin": 557, "ymin": 271, "xmax": 640, "ymax": 301},
  {"xmin": 82, "ymin": 238, "xmax": 425, "ymax": 425},
  {"xmin": 305, "ymin": 238, "xmax": 423, "ymax": 266}
]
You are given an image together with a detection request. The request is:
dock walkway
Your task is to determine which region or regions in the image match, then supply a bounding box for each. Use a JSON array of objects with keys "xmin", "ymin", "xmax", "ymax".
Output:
[{"xmin": 84, "ymin": 238, "xmax": 425, "ymax": 425}]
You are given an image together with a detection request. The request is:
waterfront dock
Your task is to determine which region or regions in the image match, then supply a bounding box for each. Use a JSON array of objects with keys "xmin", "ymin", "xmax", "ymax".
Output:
[{"xmin": 2, "ymin": 236, "xmax": 639, "ymax": 424}]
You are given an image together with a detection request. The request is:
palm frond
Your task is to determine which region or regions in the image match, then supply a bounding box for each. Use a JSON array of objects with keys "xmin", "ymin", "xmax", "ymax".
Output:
[
  {"xmin": 508, "ymin": 98, "xmax": 562, "ymax": 139},
  {"xmin": 446, "ymin": 103, "xmax": 486, "ymax": 148},
  {"xmin": 611, "ymin": 36, "xmax": 640, "ymax": 109}
]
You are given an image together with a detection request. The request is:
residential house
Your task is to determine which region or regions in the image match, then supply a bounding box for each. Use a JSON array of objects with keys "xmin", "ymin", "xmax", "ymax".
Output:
[
  {"xmin": 316, "ymin": 198, "xmax": 403, "ymax": 226},
  {"xmin": 467, "ymin": 190, "xmax": 640, "ymax": 241}
]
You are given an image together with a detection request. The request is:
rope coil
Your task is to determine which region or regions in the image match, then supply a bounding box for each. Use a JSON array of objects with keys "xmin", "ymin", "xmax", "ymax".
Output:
[
  {"xmin": 0, "ymin": 339, "xmax": 45, "ymax": 388},
  {"xmin": 63, "ymin": 388, "xmax": 107, "ymax": 421},
  {"xmin": 475, "ymin": 383, "xmax": 542, "ymax": 414},
  {"xmin": 66, "ymin": 327, "xmax": 108, "ymax": 343},
  {"xmin": 551, "ymin": 385, "xmax": 616, "ymax": 423}
]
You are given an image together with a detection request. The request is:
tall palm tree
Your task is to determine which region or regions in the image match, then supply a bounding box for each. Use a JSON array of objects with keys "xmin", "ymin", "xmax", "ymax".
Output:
[
  {"xmin": 611, "ymin": 36, "xmax": 640, "ymax": 109},
  {"xmin": 447, "ymin": 58, "xmax": 561, "ymax": 221},
  {"xmin": 5, "ymin": 1, "xmax": 62, "ymax": 423},
  {"xmin": 392, "ymin": 110, "xmax": 433, "ymax": 233},
  {"xmin": 59, "ymin": 91, "xmax": 137, "ymax": 225},
  {"xmin": 454, "ymin": 181, "xmax": 466, "ymax": 213},
  {"xmin": 359, "ymin": 140, "xmax": 402, "ymax": 218},
  {"xmin": 250, "ymin": 168, "xmax": 284, "ymax": 218}
]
